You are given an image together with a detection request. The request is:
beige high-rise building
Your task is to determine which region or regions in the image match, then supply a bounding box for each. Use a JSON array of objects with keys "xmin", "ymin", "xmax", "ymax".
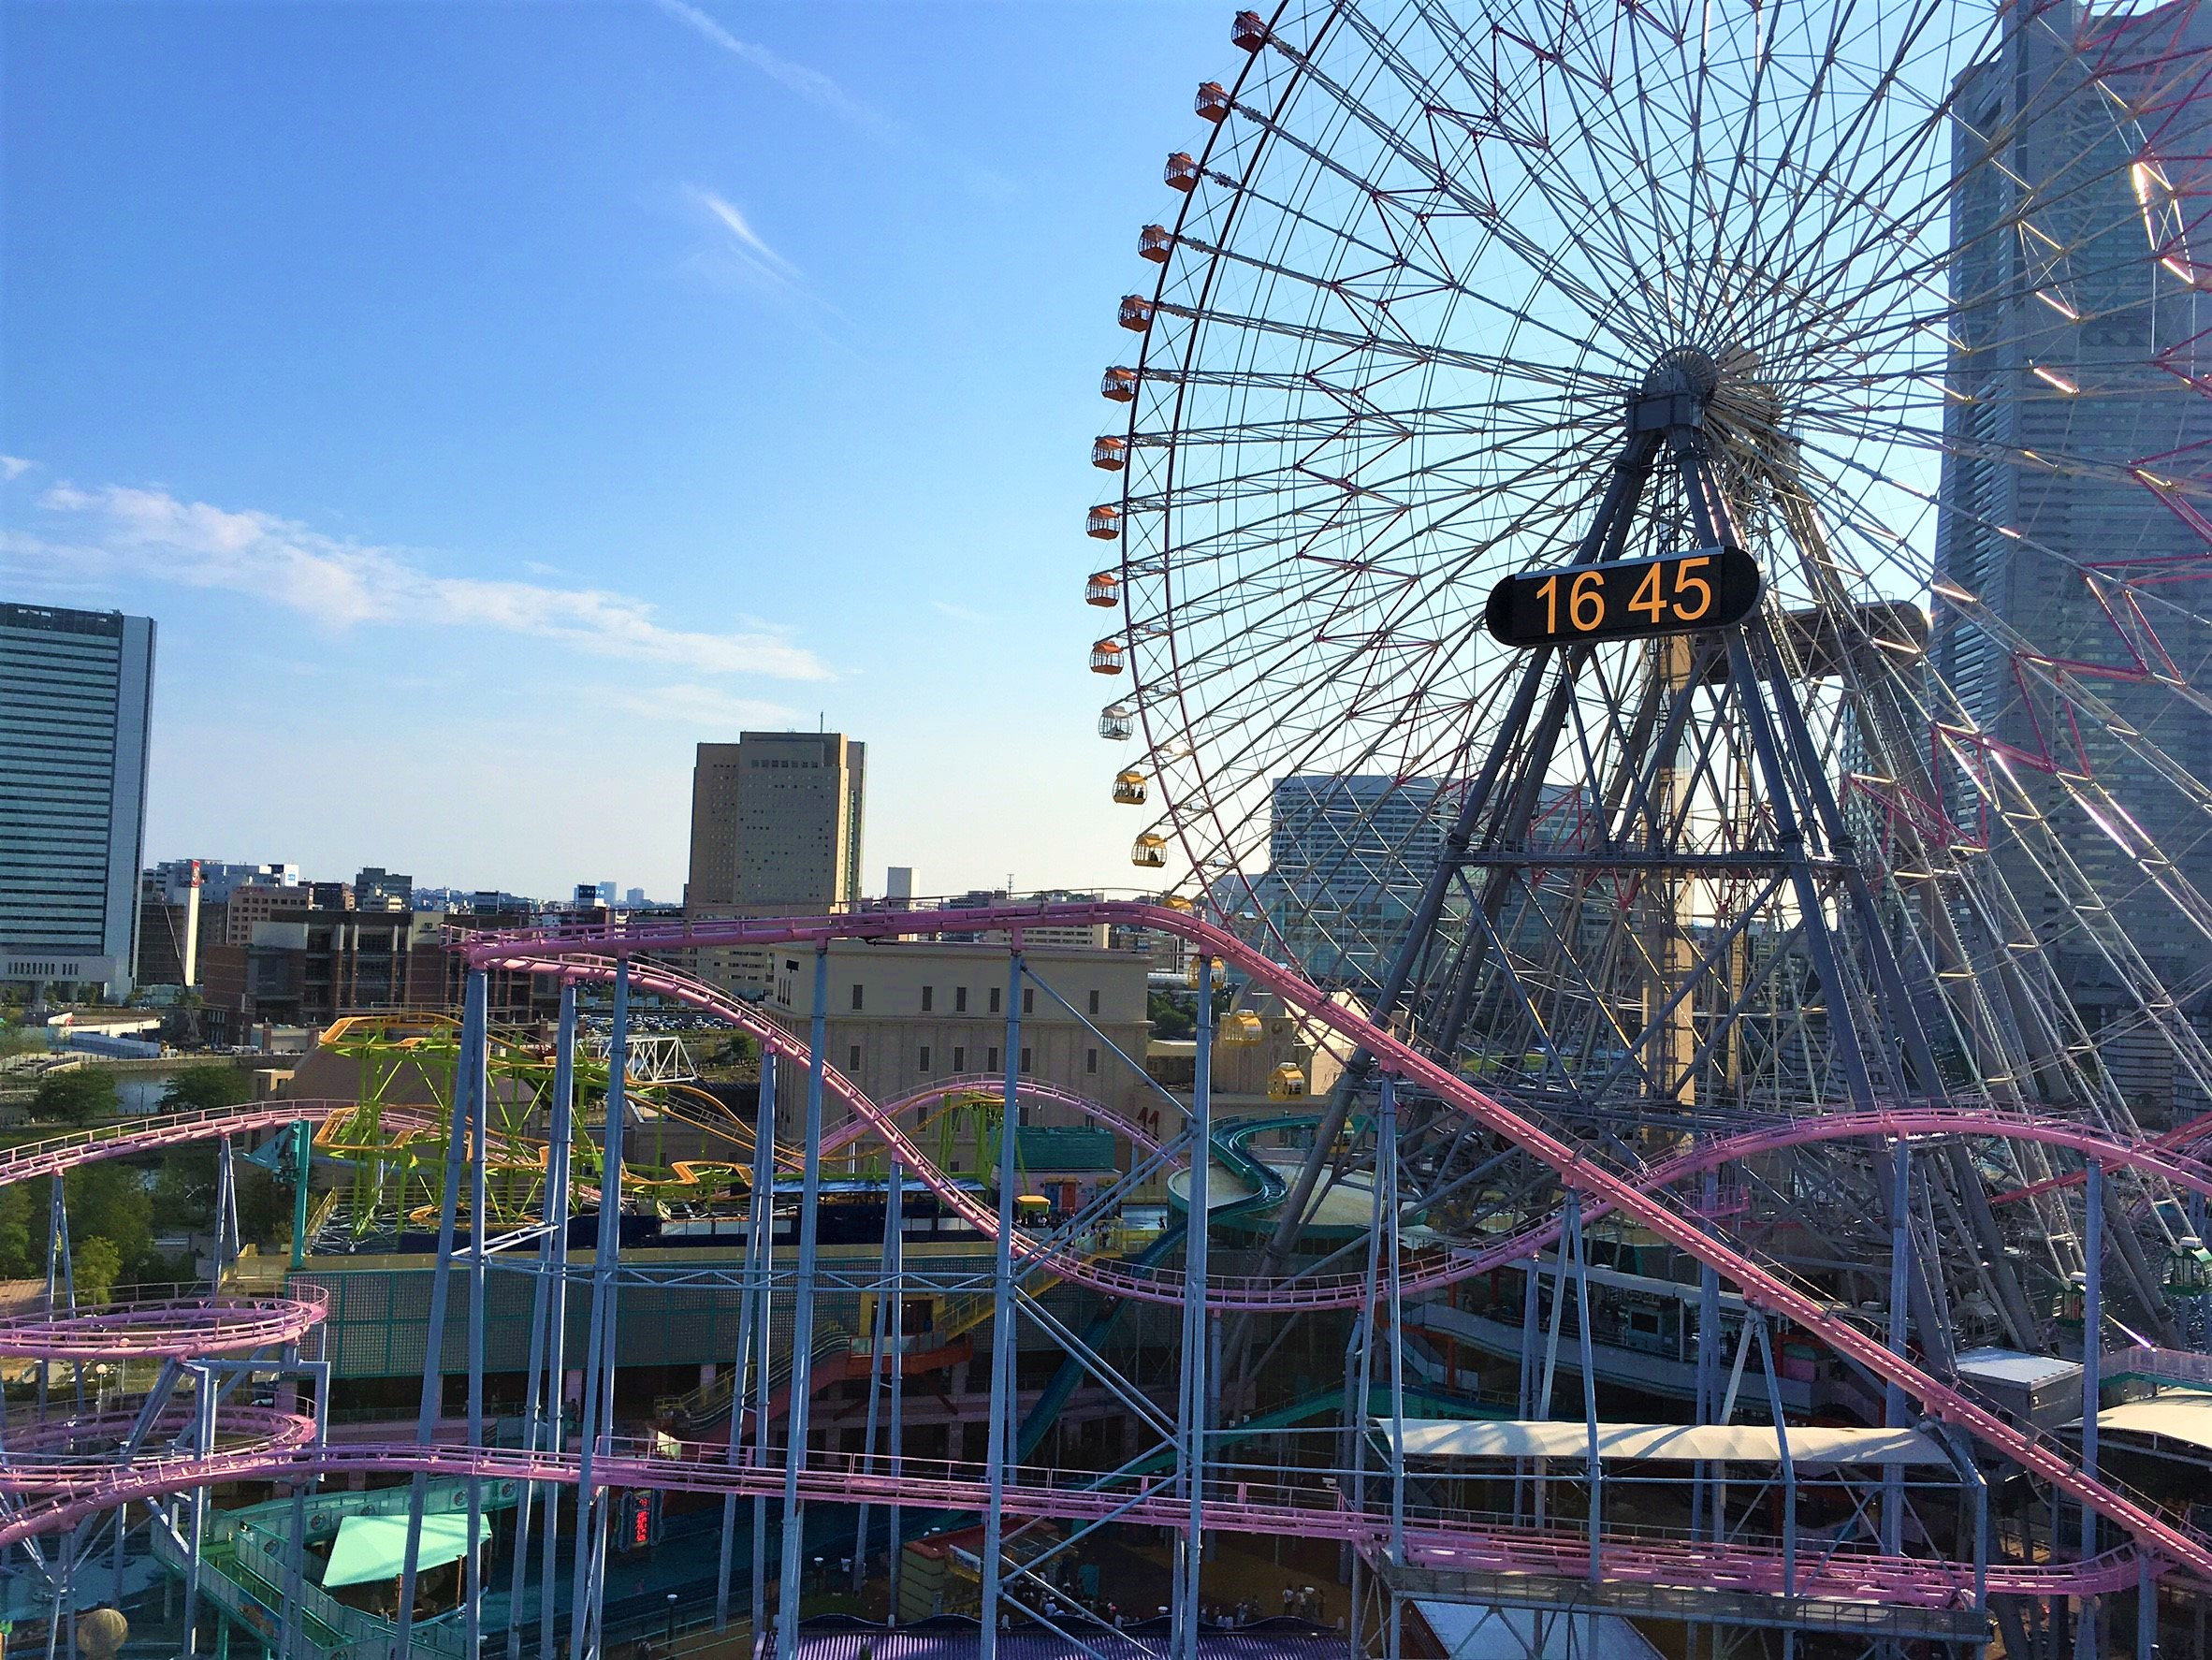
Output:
[{"xmin": 686, "ymin": 731, "xmax": 866, "ymax": 990}]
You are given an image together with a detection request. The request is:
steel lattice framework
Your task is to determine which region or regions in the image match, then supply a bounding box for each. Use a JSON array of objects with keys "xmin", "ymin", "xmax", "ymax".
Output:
[
  {"xmin": 0, "ymin": 902, "xmax": 2208, "ymax": 1657},
  {"xmin": 8, "ymin": 5, "xmax": 2212, "ymax": 1658}
]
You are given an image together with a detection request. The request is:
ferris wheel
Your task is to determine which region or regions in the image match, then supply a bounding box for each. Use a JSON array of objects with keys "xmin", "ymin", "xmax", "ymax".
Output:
[{"xmin": 1084, "ymin": 0, "xmax": 2212, "ymax": 1138}]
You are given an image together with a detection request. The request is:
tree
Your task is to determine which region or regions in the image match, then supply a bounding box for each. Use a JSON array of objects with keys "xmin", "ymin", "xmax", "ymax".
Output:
[
  {"xmin": 65, "ymin": 1165, "xmax": 153, "ymax": 1283},
  {"xmin": 156, "ymin": 1065, "xmax": 251, "ymax": 1114},
  {"xmin": 72, "ymin": 1237, "xmax": 122, "ymax": 1305},
  {"xmin": 0, "ymin": 1184, "xmax": 39, "ymax": 1279},
  {"xmin": 1148, "ymin": 990, "xmax": 1195, "ymax": 1040},
  {"xmin": 706, "ymin": 1033, "xmax": 759, "ymax": 1069},
  {"xmin": 0, "ymin": 1013, "xmax": 40, "ymax": 1059},
  {"xmin": 29, "ymin": 1069, "xmax": 117, "ymax": 1126}
]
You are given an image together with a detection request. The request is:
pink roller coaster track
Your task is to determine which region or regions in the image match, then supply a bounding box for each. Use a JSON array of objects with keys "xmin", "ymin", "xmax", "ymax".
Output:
[
  {"xmin": 0, "ymin": 1103, "xmax": 431, "ymax": 1373},
  {"xmin": 0, "ymin": 1434, "xmax": 2150, "ymax": 1605},
  {"xmin": 3, "ymin": 913, "xmax": 2205, "ymax": 1606},
  {"xmin": 469, "ymin": 900, "xmax": 2212, "ymax": 1585},
  {"xmin": 0, "ymin": 1405, "xmax": 318, "ymax": 1493},
  {"xmin": 0, "ymin": 1100, "xmax": 429, "ymax": 1190},
  {"xmin": 0, "ymin": 1289, "xmax": 327, "ymax": 1361},
  {"xmin": 824, "ymin": 1074, "xmax": 1171, "ymax": 1162},
  {"xmin": 482, "ymin": 954, "xmax": 2212, "ymax": 1311}
]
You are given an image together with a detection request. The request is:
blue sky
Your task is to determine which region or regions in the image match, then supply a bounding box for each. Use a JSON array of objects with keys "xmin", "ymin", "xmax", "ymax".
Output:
[{"xmin": 1, "ymin": 0, "xmax": 1221, "ymax": 901}]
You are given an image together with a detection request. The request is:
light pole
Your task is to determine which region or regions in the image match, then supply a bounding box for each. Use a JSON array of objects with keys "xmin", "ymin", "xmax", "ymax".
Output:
[{"xmin": 666, "ymin": 1590, "xmax": 679, "ymax": 1652}]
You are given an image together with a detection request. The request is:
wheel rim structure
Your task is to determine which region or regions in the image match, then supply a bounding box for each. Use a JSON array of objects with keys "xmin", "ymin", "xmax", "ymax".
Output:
[{"xmin": 1092, "ymin": 0, "xmax": 2212, "ymax": 1354}]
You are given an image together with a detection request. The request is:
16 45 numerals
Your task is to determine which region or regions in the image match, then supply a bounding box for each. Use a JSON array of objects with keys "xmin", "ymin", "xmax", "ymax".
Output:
[{"xmin": 1484, "ymin": 546, "xmax": 1762, "ymax": 648}]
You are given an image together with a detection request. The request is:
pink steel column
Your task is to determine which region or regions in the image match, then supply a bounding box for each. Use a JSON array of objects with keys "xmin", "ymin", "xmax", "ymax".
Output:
[{"xmin": 977, "ymin": 946, "xmax": 1026, "ymax": 1660}]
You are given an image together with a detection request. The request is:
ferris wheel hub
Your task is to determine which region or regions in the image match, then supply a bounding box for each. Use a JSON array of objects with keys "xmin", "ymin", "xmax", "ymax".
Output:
[{"xmin": 1639, "ymin": 347, "xmax": 1722, "ymax": 404}]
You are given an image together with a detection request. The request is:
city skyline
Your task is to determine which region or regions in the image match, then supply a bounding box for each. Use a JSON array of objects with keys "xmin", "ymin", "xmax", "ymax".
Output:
[{"xmin": 0, "ymin": 4, "xmax": 1230, "ymax": 900}]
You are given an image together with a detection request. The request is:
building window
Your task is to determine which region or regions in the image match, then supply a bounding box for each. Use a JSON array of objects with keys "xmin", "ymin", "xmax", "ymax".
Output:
[
  {"xmin": 1088, "ymin": 989, "xmax": 1100, "ymax": 1017},
  {"xmin": 1020, "ymin": 1047, "xmax": 1032, "ymax": 1072},
  {"xmin": 955, "ymin": 986, "xmax": 968, "ymax": 1012},
  {"xmin": 989, "ymin": 985, "xmax": 1002, "ymax": 1014},
  {"xmin": 919, "ymin": 1045, "xmax": 932, "ymax": 1073},
  {"xmin": 953, "ymin": 1046, "xmax": 966, "ymax": 1071},
  {"xmin": 851, "ymin": 983, "xmax": 865, "ymax": 1011},
  {"xmin": 922, "ymin": 984, "xmax": 934, "ymax": 1012},
  {"xmin": 849, "ymin": 1044, "xmax": 862, "ymax": 1072},
  {"xmin": 1086, "ymin": 1047, "xmax": 1099, "ymax": 1074},
  {"xmin": 986, "ymin": 1046, "xmax": 999, "ymax": 1072},
  {"xmin": 1023, "ymin": 989, "xmax": 1034, "ymax": 1014}
]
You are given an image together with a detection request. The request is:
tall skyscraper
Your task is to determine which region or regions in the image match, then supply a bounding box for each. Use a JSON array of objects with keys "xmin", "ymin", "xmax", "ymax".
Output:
[
  {"xmin": 686, "ymin": 731, "xmax": 866, "ymax": 989},
  {"xmin": 0, "ymin": 604, "xmax": 156, "ymax": 998},
  {"xmin": 1938, "ymin": 7, "xmax": 2212, "ymax": 1112}
]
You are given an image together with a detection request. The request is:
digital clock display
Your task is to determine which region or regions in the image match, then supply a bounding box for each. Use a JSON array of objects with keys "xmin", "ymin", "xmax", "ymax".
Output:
[{"xmin": 1483, "ymin": 546, "xmax": 1762, "ymax": 648}]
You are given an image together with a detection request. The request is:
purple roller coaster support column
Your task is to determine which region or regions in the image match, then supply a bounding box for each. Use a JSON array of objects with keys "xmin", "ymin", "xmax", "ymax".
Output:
[
  {"xmin": 853, "ymin": 1152, "xmax": 900, "ymax": 1593},
  {"xmin": 40, "ymin": 1172, "xmax": 68, "ymax": 1418},
  {"xmin": 1382, "ymin": 1076, "xmax": 1404, "ymax": 1572},
  {"xmin": 1175, "ymin": 955, "xmax": 1214, "ymax": 1660},
  {"xmin": 1751, "ymin": 1313, "xmax": 1795, "ymax": 1598},
  {"xmin": 1347, "ymin": 1093, "xmax": 1385, "ymax": 1657},
  {"xmin": 1883, "ymin": 1139, "xmax": 1911, "ymax": 1560},
  {"xmin": 977, "ymin": 946, "xmax": 1026, "ymax": 1660},
  {"xmin": 465, "ymin": 964, "xmax": 492, "ymax": 1660},
  {"xmin": 395, "ymin": 965, "xmax": 486, "ymax": 1660},
  {"xmin": 885, "ymin": 1156, "xmax": 906, "ymax": 1625},
  {"xmin": 289, "ymin": 1119, "xmax": 311, "ymax": 1272},
  {"xmin": 2138, "ymin": 1547, "xmax": 2154, "ymax": 1660},
  {"xmin": 777, "ymin": 948, "xmax": 831, "ymax": 1660},
  {"xmin": 2078, "ymin": 1158, "xmax": 2103, "ymax": 1660},
  {"xmin": 180, "ymin": 1365, "xmax": 215, "ymax": 1654},
  {"xmin": 1565, "ymin": 1196, "xmax": 1600, "ymax": 1583},
  {"xmin": 719, "ymin": 1046, "xmax": 775, "ymax": 1637},
  {"xmin": 572, "ymin": 958, "xmax": 631, "ymax": 1660},
  {"xmin": 522, "ymin": 978, "xmax": 577, "ymax": 1660},
  {"xmin": 750, "ymin": 1051, "xmax": 778, "ymax": 1659}
]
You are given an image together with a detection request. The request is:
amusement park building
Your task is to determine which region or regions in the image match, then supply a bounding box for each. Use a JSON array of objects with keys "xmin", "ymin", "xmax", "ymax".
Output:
[
  {"xmin": 0, "ymin": 602, "xmax": 155, "ymax": 1000},
  {"xmin": 758, "ymin": 938, "xmax": 1151, "ymax": 1145}
]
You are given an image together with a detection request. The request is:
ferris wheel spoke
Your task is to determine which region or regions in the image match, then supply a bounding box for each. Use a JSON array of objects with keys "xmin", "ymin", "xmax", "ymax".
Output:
[
  {"xmin": 1125, "ymin": 416, "xmax": 1610, "ymax": 585},
  {"xmin": 1790, "ymin": 420, "xmax": 2212, "ymax": 636},
  {"xmin": 1253, "ymin": 11, "xmax": 1665, "ymax": 339},
  {"xmin": 1137, "ymin": 291, "xmax": 1637, "ymax": 385}
]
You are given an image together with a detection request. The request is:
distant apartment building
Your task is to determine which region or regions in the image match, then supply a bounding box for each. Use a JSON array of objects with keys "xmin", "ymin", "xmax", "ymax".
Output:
[
  {"xmin": 197, "ymin": 900, "xmax": 555, "ymax": 1044},
  {"xmin": 0, "ymin": 603, "xmax": 156, "ymax": 998},
  {"xmin": 936, "ymin": 888, "xmax": 1113, "ymax": 952},
  {"xmin": 685, "ymin": 731, "xmax": 866, "ymax": 991},
  {"xmin": 1246, "ymin": 774, "xmax": 1459, "ymax": 994},
  {"xmin": 222, "ymin": 881, "xmax": 305, "ymax": 945},
  {"xmin": 759, "ymin": 939, "xmax": 1150, "ymax": 1152},
  {"xmin": 149, "ymin": 859, "xmax": 299, "ymax": 904},
  {"xmin": 139, "ymin": 862, "xmax": 313, "ymax": 989},
  {"xmin": 354, "ymin": 867, "xmax": 415, "ymax": 910}
]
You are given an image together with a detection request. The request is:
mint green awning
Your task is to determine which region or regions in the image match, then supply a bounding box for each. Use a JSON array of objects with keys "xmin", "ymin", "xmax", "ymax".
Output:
[{"xmin": 321, "ymin": 1512, "xmax": 487, "ymax": 1588}]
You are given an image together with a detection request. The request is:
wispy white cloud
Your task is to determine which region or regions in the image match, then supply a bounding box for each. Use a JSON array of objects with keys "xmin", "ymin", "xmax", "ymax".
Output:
[
  {"xmin": 601, "ymin": 682, "xmax": 802, "ymax": 729},
  {"xmin": 684, "ymin": 185, "xmax": 799, "ymax": 283},
  {"xmin": 12, "ymin": 482, "xmax": 831, "ymax": 682},
  {"xmin": 0, "ymin": 457, "xmax": 34, "ymax": 481},
  {"xmin": 930, "ymin": 599, "xmax": 989, "ymax": 624},
  {"xmin": 652, "ymin": 0, "xmax": 899, "ymax": 139}
]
